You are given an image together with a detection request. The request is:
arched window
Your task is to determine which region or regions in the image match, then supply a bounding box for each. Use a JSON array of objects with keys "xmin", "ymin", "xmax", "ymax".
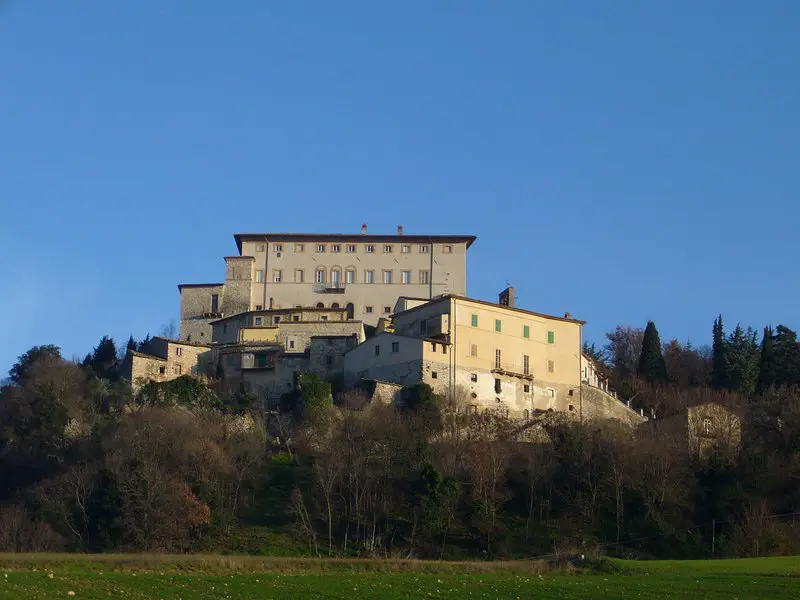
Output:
[
  {"xmin": 316, "ymin": 302, "xmax": 324, "ymax": 309},
  {"xmin": 523, "ymin": 409, "xmax": 530, "ymax": 421},
  {"xmin": 331, "ymin": 303, "xmax": 340, "ymax": 309},
  {"xmin": 330, "ymin": 266, "xmax": 342, "ymax": 288}
]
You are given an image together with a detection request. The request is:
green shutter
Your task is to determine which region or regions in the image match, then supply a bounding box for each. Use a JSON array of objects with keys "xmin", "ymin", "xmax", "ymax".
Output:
[
  {"xmin": 471, "ymin": 314, "xmax": 478, "ymax": 327},
  {"xmin": 523, "ymin": 325, "xmax": 530, "ymax": 338},
  {"xmin": 495, "ymin": 319, "xmax": 502, "ymax": 332},
  {"xmin": 548, "ymin": 330, "xmax": 555, "ymax": 344}
]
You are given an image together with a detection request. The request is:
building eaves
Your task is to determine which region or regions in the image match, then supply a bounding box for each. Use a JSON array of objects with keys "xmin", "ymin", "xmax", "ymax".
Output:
[
  {"xmin": 177, "ymin": 283, "xmax": 223, "ymax": 291},
  {"xmin": 152, "ymin": 336, "xmax": 211, "ymax": 349},
  {"xmin": 234, "ymin": 232, "xmax": 477, "ymax": 253},
  {"xmin": 393, "ymin": 294, "xmax": 587, "ymax": 325}
]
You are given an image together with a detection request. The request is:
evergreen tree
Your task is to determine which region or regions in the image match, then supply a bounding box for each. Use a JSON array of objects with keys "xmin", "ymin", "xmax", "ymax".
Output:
[
  {"xmin": 756, "ymin": 326, "xmax": 776, "ymax": 394},
  {"xmin": 87, "ymin": 336, "xmax": 118, "ymax": 380},
  {"xmin": 126, "ymin": 336, "xmax": 137, "ymax": 352},
  {"xmin": 773, "ymin": 325, "xmax": 800, "ymax": 388},
  {"xmin": 636, "ymin": 321, "xmax": 669, "ymax": 383},
  {"xmin": 711, "ymin": 315, "xmax": 728, "ymax": 389},
  {"xmin": 724, "ymin": 325, "xmax": 759, "ymax": 395}
]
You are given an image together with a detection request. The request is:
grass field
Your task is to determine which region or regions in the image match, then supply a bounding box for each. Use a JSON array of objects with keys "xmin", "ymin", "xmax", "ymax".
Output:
[{"xmin": 0, "ymin": 554, "xmax": 797, "ymax": 599}]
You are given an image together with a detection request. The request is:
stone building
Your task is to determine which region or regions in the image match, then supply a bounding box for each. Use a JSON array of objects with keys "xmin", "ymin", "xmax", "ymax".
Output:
[
  {"xmin": 344, "ymin": 291, "xmax": 646, "ymax": 425},
  {"xmin": 649, "ymin": 403, "xmax": 741, "ymax": 458},
  {"xmin": 119, "ymin": 337, "xmax": 211, "ymax": 390},
  {"xmin": 344, "ymin": 291, "xmax": 584, "ymax": 419},
  {"xmin": 178, "ymin": 226, "xmax": 476, "ymax": 341}
]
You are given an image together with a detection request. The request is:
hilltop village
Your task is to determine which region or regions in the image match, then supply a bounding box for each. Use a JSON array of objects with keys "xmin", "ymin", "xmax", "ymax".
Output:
[{"xmin": 121, "ymin": 226, "xmax": 644, "ymax": 426}]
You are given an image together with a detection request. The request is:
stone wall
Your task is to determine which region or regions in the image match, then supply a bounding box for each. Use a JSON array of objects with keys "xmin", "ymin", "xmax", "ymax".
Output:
[
  {"xmin": 179, "ymin": 284, "xmax": 224, "ymax": 342},
  {"xmin": 221, "ymin": 257, "xmax": 253, "ymax": 316},
  {"xmin": 580, "ymin": 383, "xmax": 646, "ymax": 427}
]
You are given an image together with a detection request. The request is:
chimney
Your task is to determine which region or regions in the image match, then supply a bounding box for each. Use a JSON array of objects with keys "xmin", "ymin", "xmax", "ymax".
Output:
[
  {"xmin": 361, "ymin": 224, "xmax": 368, "ymax": 235},
  {"xmin": 564, "ymin": 312, "xmax": 572, "ymax": 319},
  {"xmin": 498, "ymin": 287, "xmax": 515, "ymax": 308},
  {"xmin": 397, "ymin": 225, "xmax": 403, "ymax": 235}
]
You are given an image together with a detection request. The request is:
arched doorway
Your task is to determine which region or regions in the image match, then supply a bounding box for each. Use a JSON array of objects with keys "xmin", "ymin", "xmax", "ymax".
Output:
[{"xmin": 346, "ymin": 303, "xmax": 355, "ymax": 320}]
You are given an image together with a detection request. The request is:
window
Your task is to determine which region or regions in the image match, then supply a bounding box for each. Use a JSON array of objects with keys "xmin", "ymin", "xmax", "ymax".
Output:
[
  {"xmin": 345, "ymin": 268, "xmax": 355, "ymax": 284},
  {"xmin": 365, "ymin": 270, "xmax": 375, "ymax": 284},
  {"xmin": 255, "ymin": 304, "xmax": 263, "ymax": 310},
  {"xmin": 316, "ymin": 302, "xmax": 324, "ymax": 308},
  {"xmin": 470, "ymin": 373, "xmax": 478, "ymax": 382},
  {"xmin": 211, "ymin": 294, "xmax": 219, "ymax": 313},
  {"xmin": 293, "ymin": 315, "xmax": 300, "ymax": 322},
  {"xmin": 321, "ymin": 315, "xmax": 328, "ymax": 321},
  {"xmin": 255, "ymin": 317, "xmax": 262, "ymax": 326},
  {"xmin": 331, "ymin": 244, "xmax": 341, "ymax": 253},
  {"xmin": 365, "ymin": 306, "xmax": 373, "ymax": 313},
  {"xmin": 159, "ymin": 366, "xmax": 166, "ymax": 375},
  {"xmin": 401, "ymin": 270, "xmax": 411, "ymax": 284},
  {"xmin": 255, "ymin": 270, "xmax": 264, "ymax": 283},
  {"xmin": 317, "ymin": 244, "xmax": 326, "ymax": 253},
  {"xmin": 273, "ymin": 243, "xmax": 283, "ymax": 252},
  {"xmin": 365, "ymin": 244, "xmax": 375, "ymax": 253},
  {"xmin": 495, "ymin": 319, "xmax": 502, "ymax": 332},
  {"xmin": 547, "ymin": 330, "xmax": 555, "ymax": 344},
  {"xmin": 331, "ymin": 302, "xmax": 340, "ymax": 309},
  {"xmin": 442, "ymin": 345, "xmax": 447, "ymax": 354},
  {"xmin": 523, "ymin": 325, "xmax": 530, "ymax": 339},
  {"xmin": 431, "ymin": 371, "xmax": 438, "ymax": 379},
  {"xmin": 384, "ymin": 306, "xmax": 391, "ymax": 313},
  {"xmin": 256, "ymin": 243, "xmax": 265, "ymax": 252},
  {"xmin": 273, "ymin": 270, "xmax": 282, "ymax": 283},
  {"xmin": 175, "ymin": 347, "xmax": 182, "ymax": 356},
  {"xmin": 315, "ymin": 268, "xmax": 325, "ymax": 283},
  {"xmin": 702, "ymin": 418, "xmax": 712, "ymax": 434},
  {"xmin": 548, "ymin": 360, "xmax": 555, "ymax": 373},
  {"xmin": 471, "ymin": 314, "xmax": 478, "ymax": 327},
  {"xmin": 288, "ymin": 339, "xmax": 295, "ymax": 350},
  {"xmin": 392, "ymin": 341, "xmax": 400, "ymax": 353},
  {"xmin": 523, "ymin": 354, "xmax": 530, "ymax": 375},
  {"xmin": 346, "ymin": 244, "xmax": 356, "ymax": 253},
  {"xmin": 326, "ymin": 356, "xmax": 333, "ymax": 367},
  {"xmin": 274, "ymin": 316, "xmax": 281, "ymax": 324},
  {"xmin": 523, "ymin": 409, "xmax": 530, "ymax": 420},
  {"xmin": 420, "ymin": 270, "xmax": 430, "ymax": 284},
  {"xmin": 374, "ymin": 345, "xmax": 380, "ymax": 356},
  {"xmin": 568, "ymin": 404, "xmax": 575, "ymax": 412},
  {"xmin": 548, "ymin": 388, "xmax": 555, "ymax": 398},
  {"xmin": 470, "ymin": 344, "xmax": 478, "ymax": 357},
  {"xmin": 443, "ymin": 245, "xmax": 453, "ymax": 253},
  {"xmin": 383, "ymin": 270, "xmax": 392, "ymax": 284},
  {"xmin": 295, "ymin": 243, "xmax": 304, "ymax": 252},
  {"xmin": 295, "ymin": 269, "xmax": 304, "ymax": 283},
  {"xmin": 401, "ymin": 244, "xmax": 410, "ymax": 253},
  {"xmin": 330, "ymin": 268, "xmax": 341, "ymax": 286},
  {"xmin": 494, "ymin": 378, "xmax": 502, "ymax": 393},
  {"xmin": 384, "ymin": 244, "xmax": 393, "ymax": 253},
  {"xmin": 523, "ymin": 384, "xmax": 530, "ymax": 393},
  {"xmin": 495, "ymin": 349, "xmax": 501, "ymax": 369},
  {"xmin": 174, "ymin": 365, "xmax": 182, "ymax": 375},
  {"xmin": 420, "ymin": 245, "xmax": 430, "ymax": 254},
  {"xmin": 431, "ymin": 342, "xmax": 437, "ymax": 352}
]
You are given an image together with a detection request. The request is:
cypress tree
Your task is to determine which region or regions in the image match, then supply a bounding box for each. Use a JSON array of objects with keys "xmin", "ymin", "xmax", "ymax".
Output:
[
  {"xmin": 756, "ymin": 326, "xmax": 776, "ymax": 394},
  {"xmin": 637, "ymin": 321, "xmax": 669, "ymax": 383},
  {"xmin": 773, "ymin": 325, "xmax": 800, "ymax": 388},
  {"xmin": 725, "ymin": 325, "xmax": 759, "ymax": 396},
  {"xmin": 710, "ymin": 315, "xmax": 728, "ymax": 389}
]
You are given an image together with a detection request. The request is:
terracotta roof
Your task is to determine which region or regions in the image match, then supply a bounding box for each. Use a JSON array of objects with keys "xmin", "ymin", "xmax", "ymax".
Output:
[
  {"xmin": 152, "ymin": 336, "xmax": 211, "ymax": 349},
  {"xmin": 234, "ymin": 232, "xmax": 477, "ymax": 253},
  {"xmin": 393, "ymin": 294, "xmax": 587, "ymax": 325}
]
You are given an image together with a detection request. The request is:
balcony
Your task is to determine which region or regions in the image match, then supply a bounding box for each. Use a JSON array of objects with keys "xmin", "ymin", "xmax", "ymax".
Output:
[
  {"xmin": 313, "ymin": 282, "xmax": 346, "ymax": 294},
  {"xmin": 491, "ymin": 361, "xmax": 534, "ymax": 380}
]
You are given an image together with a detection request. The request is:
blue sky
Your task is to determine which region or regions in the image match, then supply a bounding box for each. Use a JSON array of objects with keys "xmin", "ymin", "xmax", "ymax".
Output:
[{"xmin": 1, "ymin": 1, "xmax": 798, "ymax": 374}]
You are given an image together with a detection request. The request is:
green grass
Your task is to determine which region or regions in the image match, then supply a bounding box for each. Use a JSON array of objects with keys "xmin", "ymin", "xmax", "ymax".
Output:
[{"xmin": 0, "ymin": 554, "xmax": 797, "ymax": 599}]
